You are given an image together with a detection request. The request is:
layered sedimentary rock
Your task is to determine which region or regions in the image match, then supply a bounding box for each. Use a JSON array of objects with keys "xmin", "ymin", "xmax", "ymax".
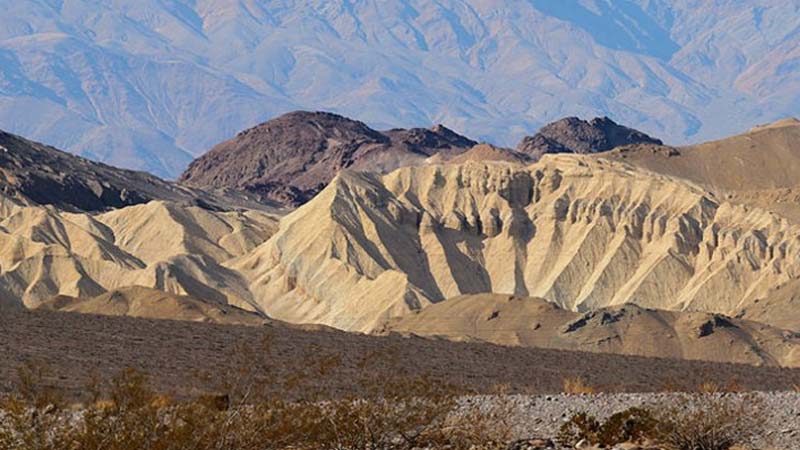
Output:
[
  {"xmin": 0, "ymin": 195, "xmax": 278, "ymax": 313},
  {"xmin": 232, "ymin": 155, "xmax": 800, "ymax": 332}
]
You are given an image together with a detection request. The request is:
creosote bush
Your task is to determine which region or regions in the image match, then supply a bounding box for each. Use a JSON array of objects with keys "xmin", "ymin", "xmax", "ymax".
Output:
[
  {"xmin": 652, "ymin": 395, "xmax": 766, "ymax": 450},
  {"xmin": 558, "ymin": 396, "xmax": 766, "ymax": 450}
]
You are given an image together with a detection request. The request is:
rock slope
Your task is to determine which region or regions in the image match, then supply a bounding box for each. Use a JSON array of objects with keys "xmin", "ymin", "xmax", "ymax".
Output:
[
  {"xmin": 604, "ymin": 118, "xmax": 800, "ymax": 222},
  {"xmin": 179, "ymin": 111, "xmax": 477, "ymax": 206},
  {"xmin": 40, "ymin": 286, "xmax": 265, "ymax": 325},
  {"xmin": 0, "ymin": 130, "xmax": 274, "ymax": 213},
  {"xmin": 516, "ymin": 116, "xmax": 662, "ymax": 159},
  {"xmin": 0, "ymin": 195, "xmax": 278, "ymax": 313},
  {"xmin": 385, "ymin": 294, "xmax": 800, "ymax": 367},
  {"xmin": 231, "ymin": 154, "xmax": 800, "ymax": 333}
]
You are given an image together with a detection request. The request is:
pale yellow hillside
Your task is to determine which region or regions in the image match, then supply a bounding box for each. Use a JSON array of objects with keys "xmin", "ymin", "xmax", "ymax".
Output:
[
  {"xmin": 603, "ymin": 118, "xmax": 800, "ymax": 221},
  {"xmin": 385, "ymin": 293, "xmax": 800, "ymax": 367},
  {"xmin": 0, "ymin": 199, "xmax": 278, "ymax": 311},
  {"xmin": 231, "ymin": 155, "xmax": 800, "ymax": 332}
]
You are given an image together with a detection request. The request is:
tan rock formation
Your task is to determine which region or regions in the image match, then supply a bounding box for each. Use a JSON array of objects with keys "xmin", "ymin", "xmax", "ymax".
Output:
[
  {"xmin": 0, "ymin": 198, "xmax": 278, "ymax": 312},
  {"xmin": 40, "ymin": 286, "xmax": 266, "ymax": 325},
  {"xmin": 232, "ymin": 155, "xmax": 800, "ymax": 333},
  {"xmin": 384, "ymin": 293, "xmax": 800, "ymax": 367}
]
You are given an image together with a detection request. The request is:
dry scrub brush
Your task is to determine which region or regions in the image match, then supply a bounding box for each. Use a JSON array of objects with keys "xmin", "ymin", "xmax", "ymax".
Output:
[
  {"xmin": 561, "ymin": 376, "xmax": 596, "ymax": 395},
  {"xmin": 0, "ymin": 339, "xmax": 516, "ymax": 450},
  {"xmin": 652, "ymin": 395, "xmax": 767, "ymax": 450},
  {"xmin": 558, "ymin": 395, "xmax": 767, "ymax": 450}
]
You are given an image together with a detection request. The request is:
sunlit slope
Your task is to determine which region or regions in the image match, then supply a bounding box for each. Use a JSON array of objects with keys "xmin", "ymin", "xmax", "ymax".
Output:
[{"xmin": 233, "ymin": 155, "xmax": 800, "ymax": 332}]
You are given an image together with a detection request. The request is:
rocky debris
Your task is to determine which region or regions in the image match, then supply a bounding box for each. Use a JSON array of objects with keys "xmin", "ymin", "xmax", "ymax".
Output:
[
  {"xmin": 0, "ymin": 130, "xmax": 272, "ymax": 213},
  {"xmin": 697, "ymin": 315, "xmax": 737, "ymax": 338},
  {"xmin": 517, "ymin": 117, "xmax": 662, "ymax": 159},
  {"xmin": 507, "ymin": 437, "xmax": 556, "ymax": 449},
  {"xmin": 470, "ymin": 392, "xmax": 800, "ymax": 450},
  {"xmin": 179, "ymin": 111, "xmax": 477, "ymax": 206}
]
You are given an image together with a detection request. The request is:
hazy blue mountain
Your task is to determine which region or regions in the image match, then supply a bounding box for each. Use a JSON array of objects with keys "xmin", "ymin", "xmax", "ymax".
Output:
[{"xmin": 0, "ymin": 0, "xmax": 797, "ymax": 177}]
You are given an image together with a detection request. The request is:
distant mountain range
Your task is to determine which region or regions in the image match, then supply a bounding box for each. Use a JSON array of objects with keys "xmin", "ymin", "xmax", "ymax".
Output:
[{"xmin": 1, "ymin": 0, "xmax": 798, "ymax": 177}]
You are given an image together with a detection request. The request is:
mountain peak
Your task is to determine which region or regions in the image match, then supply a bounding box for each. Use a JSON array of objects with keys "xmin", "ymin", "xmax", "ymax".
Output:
[
  {"xmin": 516, "ymin": 116, "xmax": 662, "ymax": 159},
  {"xmin": 180, "ymin": 111, "xmax": 476, "ymax": 206}
]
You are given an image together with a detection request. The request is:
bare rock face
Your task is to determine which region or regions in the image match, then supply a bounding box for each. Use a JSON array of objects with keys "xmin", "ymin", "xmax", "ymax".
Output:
[
  {"xmin": 0, "ymin": 130, "xmax": 162, "ymax": 212},
  {"xmin": 178, "ymin": 111, "xmax": 477, "ymax": 206},
  {"xmin": 517, "ymin": 117, "xmax": 662, "ymax": 159},
  {"xmin": 0, "ymin": 130, "xmax": 263, "ymax": 213},
  {"xmin": 231, "ymin": 153, "xmax": 800, "ymax": 333}
]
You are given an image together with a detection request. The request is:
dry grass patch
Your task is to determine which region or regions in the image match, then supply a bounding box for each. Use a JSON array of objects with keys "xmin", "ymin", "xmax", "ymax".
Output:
[{"xmin": 562, "ymin": 376, "xmax": 596, "ymax": 395}]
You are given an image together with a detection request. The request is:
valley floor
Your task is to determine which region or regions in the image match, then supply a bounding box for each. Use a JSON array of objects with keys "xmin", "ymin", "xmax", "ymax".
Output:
[{"xmin": 2, "ymin": 309, "xmax": 800, "ymax": 401}]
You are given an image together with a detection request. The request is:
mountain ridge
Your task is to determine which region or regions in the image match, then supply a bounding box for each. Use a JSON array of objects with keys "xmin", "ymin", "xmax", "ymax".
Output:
[
  {"xmin": 179, "ymin": 111, "xmax": 478, "ymax": 206},
  {"xmin": 1, "ymin": 0, "xmax": 797, "ymax": 177},
  {"xmin": 230, "ymin": 150, "xmax": 800, "ymax": 332}
]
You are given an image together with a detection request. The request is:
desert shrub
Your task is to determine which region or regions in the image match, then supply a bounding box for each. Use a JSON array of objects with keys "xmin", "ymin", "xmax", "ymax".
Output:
[
  {"xmin": 651, "ymin": 395, "xmax": 766, "ymax": 450},
  {"xmin": 697, "ymin": 379, "xmax": 743, "ymax": 394},
  {"xmin": 14, "ymin": 361, "xmax": 63, "ymax": 409},
  {"xmin": 559, "ymin": 396, "xmax": 765, "ymax": 450},
  {"xmin": 0, "ymin": 362, "xmax": 519, "ymax": 450},
  {"xmin": 557, "ymin": 411, "xmax": 601, "ymax": 445},
  {"xmin": 596, "ymin": 407, "xmax": 658, "ymax": 446},
  {"xmin": 558, "ymin": 407, "xmax": 657, "ymax": 447},
  {"xmin": 562, "ymin": 376, "xmax": 595, "ymax": 395}
]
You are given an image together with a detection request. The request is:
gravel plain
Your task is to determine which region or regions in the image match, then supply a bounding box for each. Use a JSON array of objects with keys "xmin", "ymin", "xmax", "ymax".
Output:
[{"xmin": 467, "ymin": 392, "xmax": 800, "ymax": 449}]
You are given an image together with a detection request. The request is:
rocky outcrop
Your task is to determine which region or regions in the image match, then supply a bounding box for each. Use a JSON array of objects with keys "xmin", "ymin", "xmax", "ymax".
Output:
[
  {"xmin": 517, "ymin": 117, "xmax": 662, "ymax": 159},
  {"xmin": 0, "ymin": 130, "xmax": 268, "ymax": 213},
  {"xmin": 179, "ymin": 111, "xmax": 477, "ymax": 206}
]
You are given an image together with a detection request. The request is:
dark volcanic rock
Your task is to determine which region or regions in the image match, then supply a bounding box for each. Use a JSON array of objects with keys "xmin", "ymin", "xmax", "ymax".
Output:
[
  {"xmin": 517, "ymin": 116, "xmax": 662, "ymax": 159},
  {"xmin": 179, "ymin": 111, "xmax": 477, "ymax": 206},
  {"xmin": 0, "ymin": 130, "xmax": 265, "ymax": 213}
]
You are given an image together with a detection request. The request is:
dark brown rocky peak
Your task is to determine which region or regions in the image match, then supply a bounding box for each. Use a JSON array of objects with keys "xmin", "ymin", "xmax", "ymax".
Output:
[
  {"xmin": 0, "ymin": 130, "xmax": 271, "ymax": 213},
  {"xmin": 516, "ymin": 116, "xmax": 662, "ymax": 159},
  {"xmin": 179, "ymin": 111, "xmax": 477, "ymax": 207},
  {"xmin": 0, "ymin": 131, "xmax": 179, "ymax": 212},
  {"xmin": 383, "ymin": 124, "xmax": 477, "ymax": 155},
  {"xmin": 238, "ymin": 111, "xmax": 388, "ymax": 144}
]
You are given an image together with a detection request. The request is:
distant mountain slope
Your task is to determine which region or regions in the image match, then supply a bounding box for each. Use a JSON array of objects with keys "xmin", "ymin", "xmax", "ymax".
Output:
[
  {"xmin": 516, "ymin": 117, "xmax": 662, "ymax": 159},
  {"xmin": 0, "ymin": 129, "xmax": 277, "ymax": 213},
  {"xmin": 179, "ymin": 111, "xmax": 476, "ymax": 206},
  {"xmin": 385, "ymin": 294, "xmax": 800, "ymax": 367},
  {"xmin": 1, "ymin": 0, "xmax": 797, "ymax": 176}
]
